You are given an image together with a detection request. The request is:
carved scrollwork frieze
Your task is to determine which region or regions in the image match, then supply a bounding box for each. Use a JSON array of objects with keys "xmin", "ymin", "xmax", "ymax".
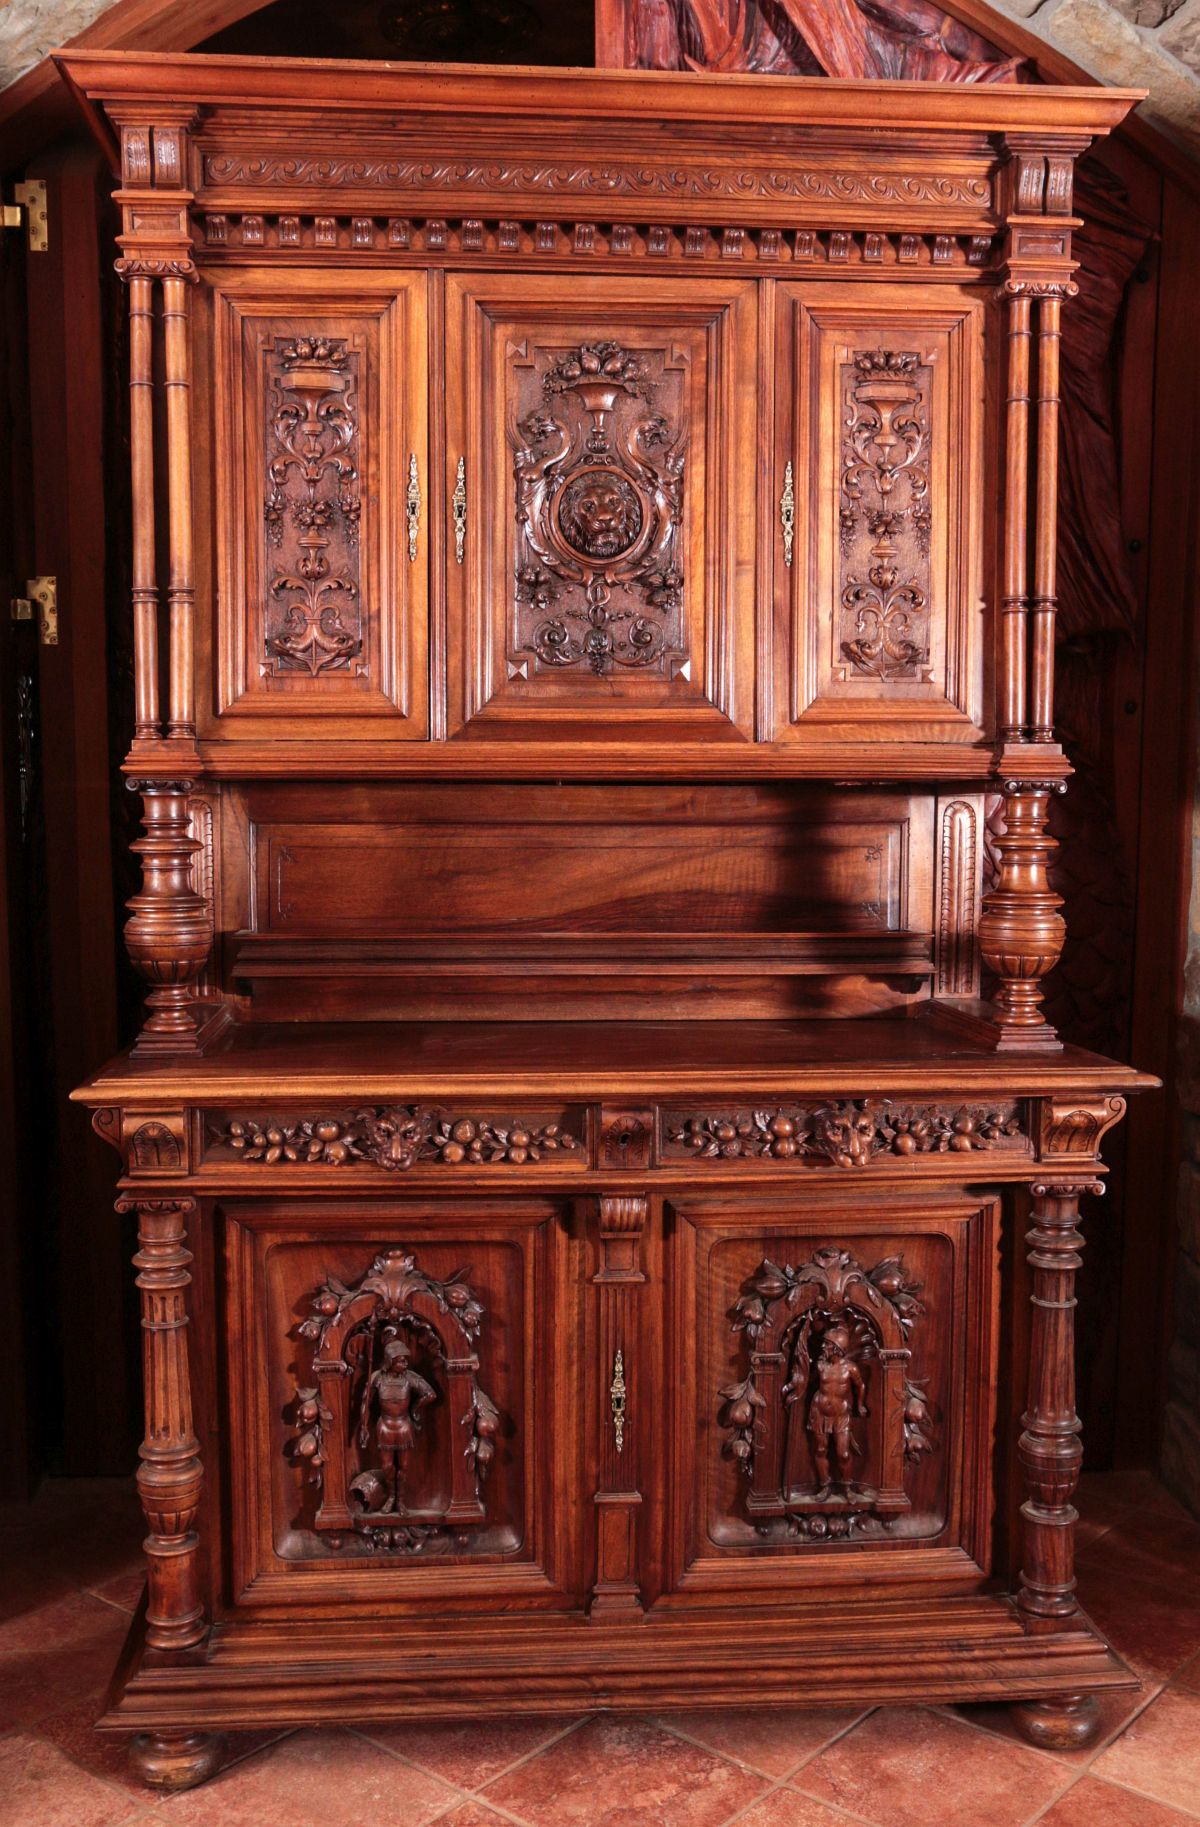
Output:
[
  {"xmin": 663, "ymin": 1099, "xmax": 1028, "ymax": 1167},
  {"xmin": 201, "ymin": 150, "xmax": 992, "ymax": 212},
  {"xmin": 206, "ymin": 1106, "xmax": 586, "ymax": 1169}
]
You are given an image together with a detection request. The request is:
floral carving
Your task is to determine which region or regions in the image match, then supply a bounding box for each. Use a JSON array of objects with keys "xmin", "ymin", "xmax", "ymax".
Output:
[
  {"xmin": 838, "ymin": 347, "xmax": 933, "ymax": 683},
  {"xmin": 666, "ymin": 1100, "xmax": 1026, "ymax": 1165},
  {"xmin": 214, "ymin": 1108, "xmax": 583, "ymax": 1168},
  {"xmin": 720, "ymin": 1245, "xmax": 935, "ymax": 1533},
  {"xmin": 511, "ymin": 339, "xmax": 687, "ymax": 674},
  {"xmin": 292, "ymin": 1248, "xmax": 499, "ymax": 1554},
  {"xmin": 262, "ymin": 333, "xmax": 363, "ymax": 677}
]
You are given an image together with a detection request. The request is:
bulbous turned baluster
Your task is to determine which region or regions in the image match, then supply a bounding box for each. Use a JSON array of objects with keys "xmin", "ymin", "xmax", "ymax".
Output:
[
  {"xmin": 978, "ymin": 780, "xmax": 1065, "ymax": 1050},
  {"xmin": 125, "ymin": 780, "xmax": 210, "ymax": 1051}
]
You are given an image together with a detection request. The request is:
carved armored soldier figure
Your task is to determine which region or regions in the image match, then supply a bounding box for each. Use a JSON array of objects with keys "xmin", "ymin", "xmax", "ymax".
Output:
[
  {"xmin": 361, "ymin": 1338, "xmax": 436, "ymax": 1507},
  {"xmin": 807, "ymin": 1325, "xmax": 868, "ymax": 1494}
]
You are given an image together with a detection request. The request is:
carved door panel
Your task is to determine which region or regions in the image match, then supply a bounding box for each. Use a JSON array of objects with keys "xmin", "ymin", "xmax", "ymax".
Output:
[
  {"xmin": 770, "ymin": 284, "xmax": 988, "ymax": 746},
  {"xmin": 200, "ymin": 271, "xmax": 429, "ymax": 740},
  {"xmin": 659, "ymin": 1193, "xmax": 998, "ymax": 1601},
  {"xmin": 220, "ymin": 1198, "xmax": 586, "ymax": 1610},
  {"xmin": 445, "ymin": 273, "xmax": 756, "ymax": 742}
]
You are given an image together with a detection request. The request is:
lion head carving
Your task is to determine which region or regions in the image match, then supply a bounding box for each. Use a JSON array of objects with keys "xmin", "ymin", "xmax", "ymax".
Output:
[{"xmin": 558, "ymin": 471, "xmax": 643, "ymax": 560}]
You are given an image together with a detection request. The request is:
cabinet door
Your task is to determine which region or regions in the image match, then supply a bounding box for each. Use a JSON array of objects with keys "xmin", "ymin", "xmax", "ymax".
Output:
[
  {"xmin": 770, "ymin": 284, "xmax": 988, "ymax": 746},
  {"xmin": 220, "ymin": 1197, "xmax": 586, "ymax": 1611},
  {"xmin": 201, "ymin": 271, "xmax": 429, "ymax": 740},
  {"xmin": 445, "ymin": 273, "xmax": 756, "ymax": 742},
  {"xmin": 660, "ymin": 1192, "xmax": 998, "ymax": 1601}
]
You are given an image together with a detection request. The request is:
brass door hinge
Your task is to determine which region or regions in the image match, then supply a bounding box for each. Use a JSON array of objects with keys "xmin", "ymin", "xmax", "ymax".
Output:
[
  {"xmin": 11, "ymin": 577, "xmax": 57, "ymax": 644},
  {"xmin": 2, "ymin": 180, "xmax": 48, "ymax": 252}
]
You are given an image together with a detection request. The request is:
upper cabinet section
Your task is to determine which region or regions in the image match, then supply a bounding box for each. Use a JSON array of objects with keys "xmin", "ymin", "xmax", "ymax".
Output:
[
  {"xmin": 771, "ymin": 284, "xmax": 986, "ymax": 746},
  {"xmin": 57, "ymin": 52, "xmax": 1141, "ymax": 777},
  {"xmin": 446, "ymin": 274, "xmax": 755, "ymax": 743},
  {"xmin": 202, "ymin": 272, "xmax": 428, "ymax": 740}
]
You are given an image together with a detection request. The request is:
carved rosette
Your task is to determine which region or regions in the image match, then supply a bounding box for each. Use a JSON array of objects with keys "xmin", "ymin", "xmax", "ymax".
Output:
[
  {"xmin": 511, "ymin": 339, "xmax": 687, "ymax": 674},
  {"xmin": 212, "ymin": 1107, "xmax": 583, "ymax": 1167},
  {"xmin": 293, "ymin": 1247, "xmax": 501, "ymax": 1554},
  {"xmin": 721, "ymin": 1245, "xmax": 934, "ymax": 1537},
  {"xmin": 838, "ymin": 349, "xmax": 933, "ymax": 684},
  {"xmin": 263, "ymin": 334, "xmax": 364, "ymax": 677},
  {"xmin": 666, "ymin": 1100, "xmax": 1026, "ymax": 1165}
]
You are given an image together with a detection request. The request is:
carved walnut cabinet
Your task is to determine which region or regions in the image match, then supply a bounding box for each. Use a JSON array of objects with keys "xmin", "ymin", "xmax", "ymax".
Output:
[{"xmin": 58, "ymin": 47, "xmax": 1155, "ymax": 1790}]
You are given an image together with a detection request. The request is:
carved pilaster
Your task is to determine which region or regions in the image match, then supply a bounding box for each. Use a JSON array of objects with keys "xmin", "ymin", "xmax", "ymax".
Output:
[
  {"xmin": 590, "ymin": 1194, "xmax": 647, "ymax": 1617},
  {"xmin": 1017, "ymin": 1180, "xmax": 1100, "ymax": 1623},
  {"xmin": 117, "ymin": 1196, "xmax": 207, "ymax": 1654},
  {"xmin": 978, "ymin": 780, "xmax": 1066, "ymax": 1049},
  {"xmin": 125, "ymin": 781, "xmax": 211, "ymax": 1055}
]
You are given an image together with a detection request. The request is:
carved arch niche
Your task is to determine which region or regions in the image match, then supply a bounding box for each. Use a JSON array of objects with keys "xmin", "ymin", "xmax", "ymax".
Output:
[{"xmin": 671, "ymin": 1197, "xmax": 999, "ymax": 1586}]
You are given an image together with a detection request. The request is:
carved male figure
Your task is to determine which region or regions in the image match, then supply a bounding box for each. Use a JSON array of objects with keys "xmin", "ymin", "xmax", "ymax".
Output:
[
  {"xmin": 807, "ymin": 1324, "xmax": 868, "ymax": 1493},
  {"xmin": 363, "ymin": 1338, "xmax": 436, "ymax": 1506}
]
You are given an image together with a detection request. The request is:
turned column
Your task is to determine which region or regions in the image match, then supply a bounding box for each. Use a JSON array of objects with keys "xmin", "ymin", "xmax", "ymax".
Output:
[
  {"xmin": 124, "ymin": 270, "xmax": 160, "ymax": 741},
  {"xmin": 117, "ymin": 1196, "xmax": 208, "ymax": 1650},
  {"xmin": 1017, "ymin": 1178, "xmax": 1097, "ymax": 1621},
  {"xmin": 589, "ymin": 1194, "xmax": 646, "ymax": 1617},
  {"xmin": 162, "ymin": 271, "xmax": 197, "ymax": 740},
  {"xmin": 1011, "ymin": 1179, "xmax": 1102, "ymax": 1749},
  {"xmin": 1000, "ymin": 292, "xmax": 1031, "ymax": 742},
  {"xmin": 978, "ymin": 779, "xmax": 1066, "ymax": 1050},
  {"xmin": 125, "ymin": 780, "xmax": 210, "ymax": 1054}
]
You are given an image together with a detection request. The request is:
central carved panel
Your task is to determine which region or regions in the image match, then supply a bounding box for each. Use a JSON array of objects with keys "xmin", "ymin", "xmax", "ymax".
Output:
[
  {"xmin": 262, "ymin": 334, "xmax": 364, "ymax": 678},
  {"xmin": 510, "ymin": 338, "xmax": 688, "ymax": 675},
  {"xmin": 837, "ymin": 348, "xmax": 933, "ymax": 684}
]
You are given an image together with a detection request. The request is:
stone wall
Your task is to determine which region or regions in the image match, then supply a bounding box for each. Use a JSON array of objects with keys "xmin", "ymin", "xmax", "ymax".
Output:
[{"xmin": 990, "ymin": 0, "xmax": 1200, "ymax": 151}]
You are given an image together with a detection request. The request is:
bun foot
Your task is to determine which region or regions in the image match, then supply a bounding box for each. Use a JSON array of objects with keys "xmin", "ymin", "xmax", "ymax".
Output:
[
  {"xmin": 129, "ymin": 1731, "xmax": 226, "ymax": 1791},
  {"xmin": 1011, "ymin": 1694, "xmax": 1100, "ymax": 1751}
]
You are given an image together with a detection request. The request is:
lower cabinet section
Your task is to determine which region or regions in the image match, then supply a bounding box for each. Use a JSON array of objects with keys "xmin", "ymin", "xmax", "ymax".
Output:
[
  {"xmin": 103, "ymin": 1167, "xmax": 1137, "ymax": 1765},
  {"xmin": 217, "ymin": 1185, "xmax": 998, "ymax": 1615}
]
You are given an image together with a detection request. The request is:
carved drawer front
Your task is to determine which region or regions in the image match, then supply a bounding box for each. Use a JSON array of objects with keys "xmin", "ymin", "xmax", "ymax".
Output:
[
  {"xmin": 204, "ymin": 271, "xmax": 428, "ymax": 737},
  {"xmin": 445, "ymin": 272, "xmax": 756, "ymax": 741},
  {"xmin": 220, "ymin": 1199, "xmax": 585, "ymax": 1610},
  {"xmin": 661, "ymin": 1193, "xmax": 998, "ymax": 1598},
  {"xmin": 771, "ymin": 284, "xmax": 986, "ymax": 745}
]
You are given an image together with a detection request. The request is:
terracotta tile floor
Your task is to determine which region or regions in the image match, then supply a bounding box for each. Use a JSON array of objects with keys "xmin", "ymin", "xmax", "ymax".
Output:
[{"xmin": 3, "ymin": 1471, "xmax": 1200, "ymax": 1827}]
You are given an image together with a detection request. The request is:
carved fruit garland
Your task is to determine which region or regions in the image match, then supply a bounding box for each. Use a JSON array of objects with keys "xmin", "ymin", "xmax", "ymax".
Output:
[
  {"xmin": 668, "ymin": 1099, "xmax": 1025, "ymax": 1165},
  {"xmin": 217, "ymin": 1108, "xmax": 582, "ymax": 1168}
]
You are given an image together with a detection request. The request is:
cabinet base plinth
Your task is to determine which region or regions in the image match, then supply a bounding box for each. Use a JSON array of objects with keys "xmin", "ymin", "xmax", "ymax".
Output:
[{"xmin": 100, "ymin": 1599, "xmax": 1135, "ymax": 1740}]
